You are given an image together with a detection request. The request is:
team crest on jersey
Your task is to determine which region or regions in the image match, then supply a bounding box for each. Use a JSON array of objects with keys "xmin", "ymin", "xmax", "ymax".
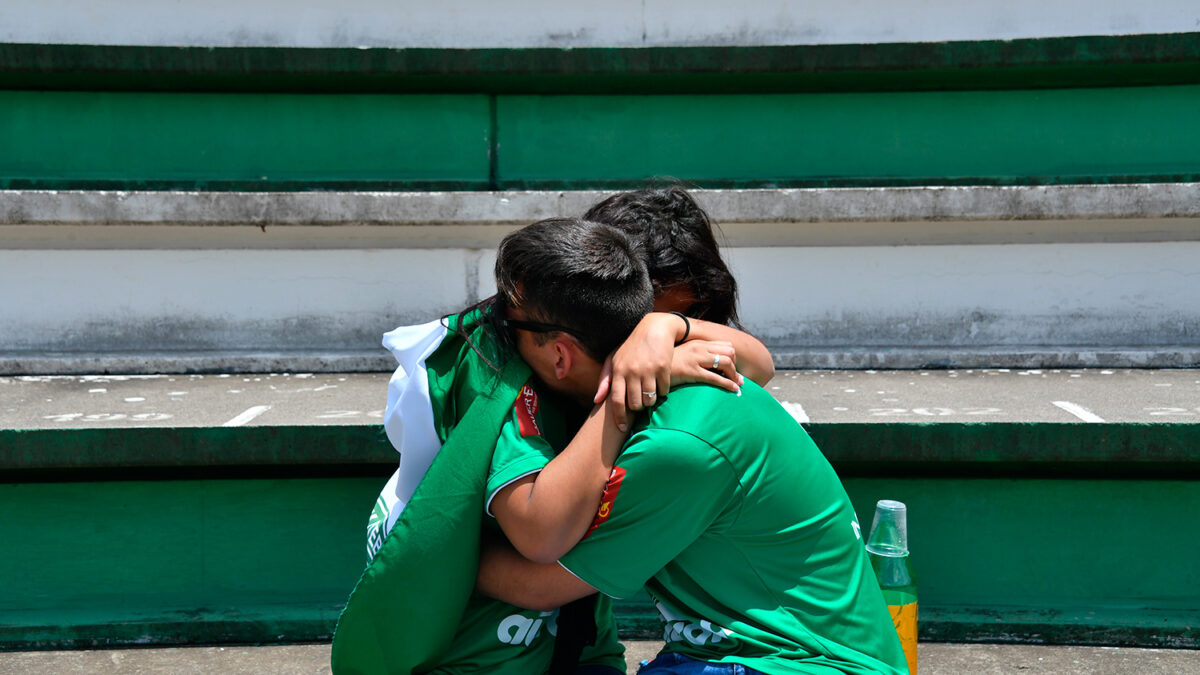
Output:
[
  {"xmin": 583, "ymin": 466, "xmax": 626, "ymax": 538},
  {"xmin": 515, "ymin": 383, "xmax": 541, "ymax": 437}
]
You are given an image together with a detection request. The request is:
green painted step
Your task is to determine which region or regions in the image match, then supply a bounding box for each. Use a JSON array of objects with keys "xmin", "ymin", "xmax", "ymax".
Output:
[
  {"xmin": 3, "ymin": 423, "xmax": 1197, "ymax": 476},
  {"xmin": 0, "ymin": 91, "xmax": 492, "ymax": 190},
  {"xmin": 2, "ymin": 85, "xmax": 1200, "ymax": 190},
  {"xmin": 0, "ymin": 422, "xmax": 1197, "ymax": 649},
  {"xmin": 493, "ymin": 87, "xmax": 1200, "ymax": 188},
  {"xmin": 1, "ymin": 474, "xmax": 1196, "ymax": 649},
  {"xmin": 3, "ymin": 33, "xmax": 1199, "ymax": 93}
]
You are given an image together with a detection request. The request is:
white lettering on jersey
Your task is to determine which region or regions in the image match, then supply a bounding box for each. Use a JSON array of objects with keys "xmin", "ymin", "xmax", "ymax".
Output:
[
  {"xmin": 851, "ymin": 517, "xmax": 862, "ymax": 541},
  {"xmin": 655, "ymin": 601, "xmax": 731, "ymax": 647},
  {"xmin": 497, "ymin": 610, "xmax": 558, "ymax": 646}
]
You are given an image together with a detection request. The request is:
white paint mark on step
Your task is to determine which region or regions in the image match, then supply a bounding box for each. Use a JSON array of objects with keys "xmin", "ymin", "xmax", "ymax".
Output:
[
  {"xmin": 1052, "ymin": 400, "xmax": 1104, "ymax": 423},
  {"xmin": 222, "ymin": 405, "xmax": 272, "ymax": 427},
  {"xmin": 781, "ymin": 401, "xmax": 809, "ymax": 424}
]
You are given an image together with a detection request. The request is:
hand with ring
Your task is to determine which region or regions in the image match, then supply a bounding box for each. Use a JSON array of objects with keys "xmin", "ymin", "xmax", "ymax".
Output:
[
  {"xmin": 595, "ymin": 314, "xmax": 679, "ymax": 430},
  {"xmin": 595, "ymin": 315, "xmax": 744, "ymax": 432},
  {"xmin": 669, "ymin": 340, "xmax": 743, "ymax": 394}
]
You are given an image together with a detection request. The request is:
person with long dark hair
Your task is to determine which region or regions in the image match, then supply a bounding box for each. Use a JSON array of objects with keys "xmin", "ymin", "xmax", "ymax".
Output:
[
  {"xmin": 584, "ymin": 186, "xmax": 774, "ymax": 431},
  {"xmin": 338, "ymin": 189, "xmax": 774, "ymax": 674}
]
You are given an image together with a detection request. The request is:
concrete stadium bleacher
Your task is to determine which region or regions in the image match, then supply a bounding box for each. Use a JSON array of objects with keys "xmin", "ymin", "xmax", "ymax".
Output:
[
  {"xmin": 2, "ymin": 370, "xmax": 1198, "ymax": 650},
  {"xmin": 1, "ymin": 7, "xmax": 1198, "ymax": 660}
]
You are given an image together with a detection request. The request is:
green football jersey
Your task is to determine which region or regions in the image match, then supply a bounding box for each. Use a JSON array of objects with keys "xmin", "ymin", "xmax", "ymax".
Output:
[
  {"xmin": 560, "ymin": 382, "xmax": 909, "ymax": 675},
  {"xmin": 426, "ymin": 378, "xmax": 563, "ymax": 673},
  {"xmin": 372, "ymin": 309, "xmax": 623, "ymax": 674}
]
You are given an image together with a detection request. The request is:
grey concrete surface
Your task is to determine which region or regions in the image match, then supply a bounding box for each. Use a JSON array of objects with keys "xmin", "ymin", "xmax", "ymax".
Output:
[
  {"xmin": 5, "ymin": 187, "xmax": 1198, "ymax": 375},
  {"xmin": 3, "ymin": 368, "xmax": 1199, "ymax": 431},
  {"xmin": 1, "ymin": 642, "xmax": 1199, "ymax": 674},
  {"xmin": 6, "ymin": 186, "xmax": 1200, "ymax": 236},
  {"xmin": 7, "ymin": 346, "xmax": 1200, "ymax": 377}
]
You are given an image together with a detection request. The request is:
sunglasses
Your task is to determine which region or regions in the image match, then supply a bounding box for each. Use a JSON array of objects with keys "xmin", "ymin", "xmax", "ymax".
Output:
[
  {"xmin": 493, "ymin": 293, "xmax": 585, "ymax": 344},
  {"xmin": 500, "ymin": 317, "xmax": 582, "ymax": 339}
]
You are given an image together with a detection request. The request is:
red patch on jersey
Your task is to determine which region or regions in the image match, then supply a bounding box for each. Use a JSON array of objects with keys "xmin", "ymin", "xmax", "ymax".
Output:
[
  {"xmin": 583, "ymin": 466, "xmax": 626, "ymax": 539},
  {"xmin": 515, "ymin": 383, "xmax": 541, "ymax": 437}
]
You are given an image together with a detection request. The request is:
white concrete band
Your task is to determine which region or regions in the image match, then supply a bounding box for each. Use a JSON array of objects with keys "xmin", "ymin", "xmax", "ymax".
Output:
[
  {"xmin": 2, "ymin": 1, "xmax": 1197, "ymax": 48},
  {"xmin": 3, "ymin": 184, "xmax": 1199, "ymax": 249},
  {"xmin": 2, "ymin": 186, "xmax": 1198, "ymax": 373}
]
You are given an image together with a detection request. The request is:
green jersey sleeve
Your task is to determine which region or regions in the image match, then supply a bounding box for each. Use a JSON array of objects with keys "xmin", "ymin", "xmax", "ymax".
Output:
[
  {"xmin": 559, "ymin": 428, "xmax": 739, "ymax": 599},
  {"xmin": 484, "ymin": 381, "xmax": 557, "ymax": 516}
]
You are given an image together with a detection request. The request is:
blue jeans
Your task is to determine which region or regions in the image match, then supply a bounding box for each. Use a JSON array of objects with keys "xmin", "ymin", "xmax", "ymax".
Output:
[{"xmin": 637, "ymin": 653, "xmax": 766, "ymax": 675}]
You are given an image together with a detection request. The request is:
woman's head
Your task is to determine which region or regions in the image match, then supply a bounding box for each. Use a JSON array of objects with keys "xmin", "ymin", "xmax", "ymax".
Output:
[{"xmin": 584, "ymin": 186, "xmax": 742, "ymax": 328}]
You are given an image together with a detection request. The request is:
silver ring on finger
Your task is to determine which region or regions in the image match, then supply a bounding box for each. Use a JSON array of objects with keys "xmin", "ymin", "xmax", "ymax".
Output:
[
  {"xmin": 711, "ymin": 354, "xmax": 721, "ymax": 369},
  {"xmin": 643, "ymin": 391, "xmax": 657, "ymax": 400}
]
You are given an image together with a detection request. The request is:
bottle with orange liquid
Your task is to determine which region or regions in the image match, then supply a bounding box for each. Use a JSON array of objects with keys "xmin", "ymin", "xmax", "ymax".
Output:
[{"xmin": 866, "ymin": 499, "xmax": 918, "ymax": 674}]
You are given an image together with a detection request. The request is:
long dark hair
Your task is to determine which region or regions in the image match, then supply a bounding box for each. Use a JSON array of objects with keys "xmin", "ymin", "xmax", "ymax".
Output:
[
  {"xmin": 584, "ymin": 185, "xmax": 743, "ymax": 329},
  {"xmin": 442, "ymin": 294, "xmax": 508, "ymax": 373}
]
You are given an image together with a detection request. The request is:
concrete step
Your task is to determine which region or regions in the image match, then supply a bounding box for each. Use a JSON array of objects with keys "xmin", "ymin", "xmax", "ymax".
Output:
[
  {"xmin": 4, "ymin": 368, "xmax": 1199, "ymax": 430},
  {"xmin": 1, "ymin": 370, "xmax": 1197, "ymax": 651},
  {"xmin": 4, "ymin": 186, "xmax": 1199, "ymax": 373},
  {"xmin": 2, "ymin": 642, "xmax": 1200, "ymax": 675}
]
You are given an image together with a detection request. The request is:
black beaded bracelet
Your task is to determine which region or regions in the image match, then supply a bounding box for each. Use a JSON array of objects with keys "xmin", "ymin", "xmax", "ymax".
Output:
[{"xmin": 667, "ymin": 311, "xmax": 691, "ymax": 344}]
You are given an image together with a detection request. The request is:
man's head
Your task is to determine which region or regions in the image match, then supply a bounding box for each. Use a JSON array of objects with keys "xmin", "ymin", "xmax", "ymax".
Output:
[{"xmin": 495, "ymin": 217, "xmax": 653, "ymax": 402}]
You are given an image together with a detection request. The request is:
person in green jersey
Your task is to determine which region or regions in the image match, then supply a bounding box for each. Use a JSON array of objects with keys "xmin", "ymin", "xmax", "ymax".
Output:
[
  {"xmin": 344, "ymin": 190, "xmax": 777, "ymax": 674},
  {"xmin": 347, "ymin": 219, "xmax": 650, "ymax": 675},
  {"xmin": 548, "ymin": 186, "xmax": 780, "ymax": 672},
  {"xmin": 437, "ymin": 204, "xmax": 774, "ymax": 672},
  {"xmin": 477, "ymin": 230, "xmax": 910, "ymax": 674}
]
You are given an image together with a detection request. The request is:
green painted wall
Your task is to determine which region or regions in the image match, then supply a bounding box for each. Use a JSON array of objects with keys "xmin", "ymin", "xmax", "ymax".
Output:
[
  {"xmin": 495, "ymin": 87, "xmax": 1200, "ymax": 187},
  {"xmin": 0, "ymin": 478, "xmax": 373, "ymax": 612},
  {"xmin": 0, "ymin": 91, "xmax": 491, "ymax": 189},
  {"xmin": 843, "ymin": 479, "xmax": 1200, "ymax": 610},
  {"xmin": 5, "ymin": 423, "xmax": 1196, "ymax": 476},
  {"xmin": 0, "ymin": 477, "xmax": 379, "ymax": 648},
  {"xmin": 2, "ymin": 86, "xmax": 1198, "ymax": 190},
  {"xmin": 1, "ymin": 34, "xmax": 1198, "ymax": 189},
  {"xmin": 2, "ymin": 423, "xmax": 1198, "ymax": 648},
  {"xmin": 3, "ymin": 35, "xmax": 1199, "ymax": 94},
  {"xmin": 2, "ymin": 476, "xmax": 1195, "ymax": 648}
]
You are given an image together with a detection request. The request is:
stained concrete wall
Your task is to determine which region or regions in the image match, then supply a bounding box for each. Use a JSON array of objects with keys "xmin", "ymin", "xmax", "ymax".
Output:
[
  {"xmin": 2, "ymin": 186, "xmax": 1198, "ymax": 373},
  {"xmin": 1, "ymin": 1, "xmax": 1197, "ymax": 48}
]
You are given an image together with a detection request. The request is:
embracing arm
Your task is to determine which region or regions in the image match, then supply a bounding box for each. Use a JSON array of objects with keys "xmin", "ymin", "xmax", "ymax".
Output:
[
  {"xmin": 490, "ymin": 402, "xmax": 628, "ymax": 564},
  {"xmin": 598, "ymin": 312, "xmax": 775, "ymax": 429},
  {"xmin": 477, "ymin": 535, "xmax": 598, "ymax": 611}
]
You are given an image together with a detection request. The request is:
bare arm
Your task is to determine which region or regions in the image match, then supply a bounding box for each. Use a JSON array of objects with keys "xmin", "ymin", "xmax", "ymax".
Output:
[
  {"xmin": 477, "ymin": 535, "xmax": 597, "ymax": 611},
  {"xmin": 596, "ymin": 312, "xmax": 775, "ymax": 429},
  {"xmin": 490, "ymin": 401, "xmax": 628, "ymax": 564}
]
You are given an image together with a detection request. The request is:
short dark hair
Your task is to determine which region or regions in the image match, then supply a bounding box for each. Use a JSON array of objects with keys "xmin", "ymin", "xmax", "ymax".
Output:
[
  {"xmin": 584, "ymin": 186, "xmax": 742, "ymax": 328},
  {"xmin": 495, "ymin": 218, "xmax": 653, "ymax": 361}
]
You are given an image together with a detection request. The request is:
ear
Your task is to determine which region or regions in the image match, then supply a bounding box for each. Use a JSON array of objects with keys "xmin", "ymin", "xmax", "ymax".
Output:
[{"xmin": 551, "ymin": 339, "xmax": 576, "ymax": 380}]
